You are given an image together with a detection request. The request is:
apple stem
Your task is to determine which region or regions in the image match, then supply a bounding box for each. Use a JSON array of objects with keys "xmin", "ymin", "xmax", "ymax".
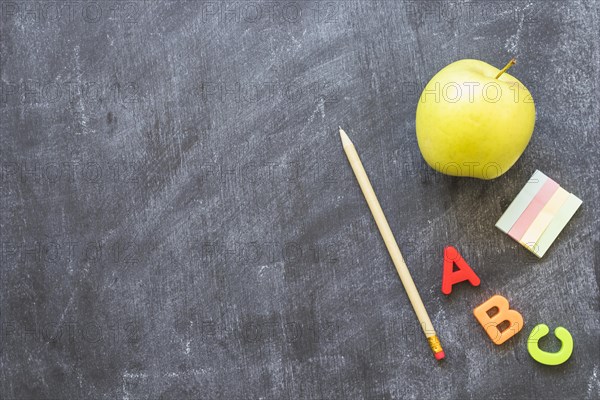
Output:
[{"xmin": 495, "ymin": 58, "xmax": 517, "ymax": 79}]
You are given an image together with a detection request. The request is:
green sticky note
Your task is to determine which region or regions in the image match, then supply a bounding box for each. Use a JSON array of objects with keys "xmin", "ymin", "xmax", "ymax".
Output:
[
  {"xmin": 532, "ymin": 193, "xmax": 583, "ymax": 258},
  {"xmin": 496, "ymin": 170, "xmax": 548, "ymax": 233}
]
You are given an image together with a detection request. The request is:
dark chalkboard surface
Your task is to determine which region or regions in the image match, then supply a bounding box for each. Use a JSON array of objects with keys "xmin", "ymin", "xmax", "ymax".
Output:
[{"xmin": 1, "ymin": 1, "xmax": 599, "ymax": 399}]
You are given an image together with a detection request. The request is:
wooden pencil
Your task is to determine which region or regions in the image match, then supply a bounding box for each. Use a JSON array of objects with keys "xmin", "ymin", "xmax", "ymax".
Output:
[{"xmin": 339, "ymin": 127, "xmax": 445, "ymax": 360}]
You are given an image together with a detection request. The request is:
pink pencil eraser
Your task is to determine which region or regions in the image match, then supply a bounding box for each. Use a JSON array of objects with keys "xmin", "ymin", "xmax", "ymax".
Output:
[{"xmin": 435, "ymin": 351, "xmax": 445, "ymax": 360}]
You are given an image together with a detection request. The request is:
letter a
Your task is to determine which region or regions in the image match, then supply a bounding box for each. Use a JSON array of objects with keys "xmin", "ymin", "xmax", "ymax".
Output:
[
  {"xmin": 441, "ymin": 246, "xmax": 480, "ymax": 295},
  {"xmin": 473, "ymin": 295, "xmax": 524, "ymax": 345}
]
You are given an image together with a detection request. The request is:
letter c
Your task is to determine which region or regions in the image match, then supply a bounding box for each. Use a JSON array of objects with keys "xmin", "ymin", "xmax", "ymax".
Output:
[{"xmin": 527, "ymin": 324, "xmax": 573, "ymax": 365}]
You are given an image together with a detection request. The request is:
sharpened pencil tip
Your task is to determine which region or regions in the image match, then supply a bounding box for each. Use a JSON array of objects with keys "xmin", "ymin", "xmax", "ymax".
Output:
[{"xmin": 339, "ymin": 127, "xmax": 352, "ymax": 147}]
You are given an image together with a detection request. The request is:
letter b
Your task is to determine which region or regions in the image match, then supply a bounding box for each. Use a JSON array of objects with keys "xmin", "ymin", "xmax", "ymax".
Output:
[{"xmin": 473, "ymin": 295, "xmax": 523, "ymax": 345}]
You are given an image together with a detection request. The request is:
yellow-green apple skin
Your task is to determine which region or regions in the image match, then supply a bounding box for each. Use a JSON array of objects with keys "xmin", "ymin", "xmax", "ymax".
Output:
[{"xmin": 416, "ymin": 59, "xmax": 535, "ymax": 180}]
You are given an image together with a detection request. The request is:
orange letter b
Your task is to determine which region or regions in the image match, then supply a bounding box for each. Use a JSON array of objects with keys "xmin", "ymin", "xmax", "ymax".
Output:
[{"xmin": 473, "ymin": 295, "xmax": 524, "ymax": 345}]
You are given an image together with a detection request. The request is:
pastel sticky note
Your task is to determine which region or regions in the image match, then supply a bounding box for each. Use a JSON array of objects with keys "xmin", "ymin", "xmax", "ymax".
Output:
[
  {"xmin": 533, "ymin": 193, "xmax": 583, "ymax": 258},
  {"xmin": 496, "ymin": 171, "xmax": 582, "ymax": 258},
  {"xmin": 508, "ymin": 178, "xmax": 559, "ymax": 241},
  {"xmin": 520, "ymin": 187, "xmax": 570, "ymax": 249},
  {"xmin": 495, "ymin": 170, "xmax": 549, "ymax": 233}
]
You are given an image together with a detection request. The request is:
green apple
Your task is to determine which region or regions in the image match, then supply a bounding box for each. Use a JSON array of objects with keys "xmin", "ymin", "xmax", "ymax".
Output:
[{"xmin": 415, "ymin": 59, "xmax": 535, "ymax": 180}]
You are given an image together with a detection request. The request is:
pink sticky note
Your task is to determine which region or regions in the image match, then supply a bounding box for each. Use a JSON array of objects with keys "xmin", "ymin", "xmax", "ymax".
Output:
[{"xmin": 508, "ymin": 178, "xmax": 559, "ymax": 241}]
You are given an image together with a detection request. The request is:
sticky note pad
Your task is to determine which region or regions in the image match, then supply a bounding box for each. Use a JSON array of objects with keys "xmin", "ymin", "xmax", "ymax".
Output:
[{"xmin": 496, "ymin": 170, "xmax": 582, "ymax": 258}]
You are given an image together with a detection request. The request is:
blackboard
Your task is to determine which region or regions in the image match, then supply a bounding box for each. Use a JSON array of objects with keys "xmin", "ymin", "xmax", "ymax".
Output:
[{"xmin": 1, "ymin": 1, "xmax": 599, "ymax": 399}]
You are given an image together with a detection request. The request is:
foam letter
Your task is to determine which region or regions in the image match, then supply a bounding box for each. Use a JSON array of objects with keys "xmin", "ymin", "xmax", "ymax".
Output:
[
  {"xmin": 473, "ymin": 295, "xmax": 523, "ymax": 345},
  {"xmin": 441, "ymin": 246, "xmax": 480, "ymax": 295},
  {"xmin": 527, "ymin": 324, "xmax": 573, "ymax": 365}
]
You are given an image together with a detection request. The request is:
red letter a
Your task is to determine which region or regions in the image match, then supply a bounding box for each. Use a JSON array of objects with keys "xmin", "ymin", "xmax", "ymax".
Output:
[{"xmin": 441, "ymin": 246, "xmax": 480, "ymax": 295}]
